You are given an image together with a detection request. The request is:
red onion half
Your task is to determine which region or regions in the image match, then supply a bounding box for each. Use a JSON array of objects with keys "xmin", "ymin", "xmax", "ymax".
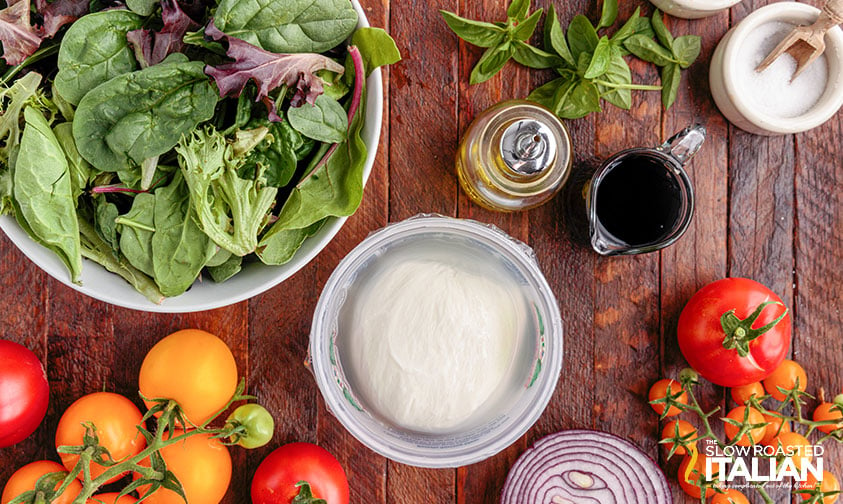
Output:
[{"xmin": 501, "ymin": 430, "xmax": 672, "ymax": 503}]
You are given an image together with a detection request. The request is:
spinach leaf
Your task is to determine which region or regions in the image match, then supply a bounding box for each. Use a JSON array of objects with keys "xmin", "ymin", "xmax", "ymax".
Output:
[
  {"xmin": 52, "ymin": 122, "xmax": 91, "ymax": 201},
  {"xmin": 126, "ymin": 0, "xmax": 157, "ymax": 16},
  {"xmin": 214, "ymin": 0, "xmax": 358, "ymax": 53},
  {"xmin": 151, "ymin": 172, "xmax": 214, "ymax": 297},
  {"xmin": 439, "ymin": 10, "xmax": 505, "ymax": 48},
  {"xmin": 13, "ymin": 107, "xmax": 82, "ymax": 283},
  {"xmin": 257, "ymin": 219, "xmax": 325, "ymax": 265},
  {"xmin": 567, "ymin": 15, "xmax": 598, "ymax": 62},
  {"xmin": 116, "ymin": 192, "xmax": 155, "ymax": 277},
  {"xmin": 597, "ymin": 0, "xmax": 619, "ymax": 30},
  {"xmin": 207, "ymin": 254, "xmax": 242, "ymax": 283},
  {"xmin": 287, "ymin": 94, "xmax": 348, "ymax": 144},
  {"xmin": 351, "ymin": 27, "xmax": 402, "ymax": 76},
  {"xmin": 205, "ymin": 247, "xmax": 232, "ymax": 268},
  {"xmin": 54, "ymin": 11, "xmax": 143, "ymax": 105},
  {"xmin": 94, "ymin": 195, "xmax": 119, "ymax": 251},
  {"xmin": 73, "ymin": 60, "xmax": 218, "ymax": 188},
  {"xmin": 239, "ymin": 119, "xmax": 301, "ymax": 188}
]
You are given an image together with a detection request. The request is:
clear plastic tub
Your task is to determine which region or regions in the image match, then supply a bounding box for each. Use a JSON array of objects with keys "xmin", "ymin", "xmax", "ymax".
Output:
[{"xmin": 309, "ymin": 215, "xmax": 564, "ymax": 468}]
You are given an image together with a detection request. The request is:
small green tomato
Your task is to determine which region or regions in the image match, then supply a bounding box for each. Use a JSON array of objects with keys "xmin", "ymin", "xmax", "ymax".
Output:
[{"xmin": 226, "ymin": 404, "xmax": 274, "ymax": 449}]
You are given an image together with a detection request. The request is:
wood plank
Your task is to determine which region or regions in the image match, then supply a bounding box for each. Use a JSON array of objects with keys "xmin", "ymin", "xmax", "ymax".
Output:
[{"xmin": 659, "ymin": 7, "xmax": 731, "ymax": 503}]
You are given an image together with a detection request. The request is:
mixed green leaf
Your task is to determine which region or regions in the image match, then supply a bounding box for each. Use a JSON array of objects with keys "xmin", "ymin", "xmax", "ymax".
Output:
[
  {"xmin": 441, "ymin": 0, "xmax": 701, "ymax": 119},
  {"xmin": 0, "ymin": 0, "xmax": 401, "ymax": 303}
]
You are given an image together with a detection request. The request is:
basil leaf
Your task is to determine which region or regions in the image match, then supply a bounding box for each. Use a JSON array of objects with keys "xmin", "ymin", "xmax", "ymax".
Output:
[
  {"xmin": 351, "ymin": 27, "xmax": 402, "ymax": 75},
  {"xmin": 507, "ymin": 0, "xmax": 530, "ymax": 21},
  {"xmin": 596, "ymin": 46, "xmax": 632, "ymax": 110},
  {"xmin": 567, "ymin": 15, "xmax": 599, "ymax": 61},
  {"xmin": 512, "ymin": 41, "xmax": 562, "ymax": 69},
  {"xmin": 651, "ymin": 9, "xmax": 674, "ymax": 48},
  {"xmin": 54, "ymin": 11, "xmax": 143, "ymax": 105},
  {"xmin": 527, "ymin": 78, "xmax": 565, "ymax": 108},
  {"xmin": 661, "ymin": 62, "xmax": 681, "ymax": 110},
  {"xmin": 673, "ymin": 35, "xmax": 702, "ymax": 68},
  {"xmin": 549, "ymin": 76, "xmax": 577, "ymax": 115},
  {"xmin": 584, "ymin": 36, "xmax": 611, "ymax": 79},
  {"xmin": 611, "ymin": 7, "xmax": 653, "ymax": 47},
  {"xmin": 512, "ymin": 7, "xmax": 543, "ymax": 41},
  {"xmin": 287, "ymin": 94, "xmax": 348, "ymax": 144},
  {"xmin": 440, "ymin": 10, "xmax": 506, "ymax": 48},
  {"xmin": 597, "ymin": 0, "xmax": 619, "ymax": 30},
  {"xmin": 556, "ymin": 79, "xmax": 601, "ymax": 119},
  {"xmin": 624, "ymin": 34, "xmax": 675, "ymax": 66},
  {"xmin": 544, "ymin": 4, "xmax": 574, "ymax": 67},
  {"xmin": 469, "ymin": 43, "xmax": 513, "ymax": 84},
  {"xmin": 576, "ymin": 51, "xmax": 592, "ymax": 77}
]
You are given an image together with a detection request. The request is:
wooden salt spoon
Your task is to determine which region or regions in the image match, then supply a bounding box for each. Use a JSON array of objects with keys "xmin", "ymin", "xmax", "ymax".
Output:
[{"xmin": 755, "ymin": 0, "xmax": 843, "ymax": 81}]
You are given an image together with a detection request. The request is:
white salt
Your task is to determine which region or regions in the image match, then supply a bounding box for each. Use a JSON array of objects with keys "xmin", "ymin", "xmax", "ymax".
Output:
[{"xmin": 735, "ymin": 21, "xmax": 829, "ymax": 118}]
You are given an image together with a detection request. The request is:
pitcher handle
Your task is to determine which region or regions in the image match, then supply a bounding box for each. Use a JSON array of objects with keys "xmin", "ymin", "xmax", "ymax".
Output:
[{"xmin": 658, "ymin": 124, "xmax": 707, "ymax": 166}]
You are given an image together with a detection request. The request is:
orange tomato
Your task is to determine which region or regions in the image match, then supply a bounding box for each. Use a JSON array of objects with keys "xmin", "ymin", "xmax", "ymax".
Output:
[
  {"xmin": 139, "ymin": 329, "xmax": 238, "ymax": 426},
  {"xmin": 661, "ymin": 420, "xmax": 696, "ymax": 455},
  {"xmin": 711, "ymin": 488, "xmax": 750, "ymax": 504},
  {"xmin": 798, "ymin": 471, "xmax": 840, "ymax": 504},
  {"xmin": 89, "ymin": 493, "xmax": 138, "ymax": 504},
  {"xmin": 135, "ymin": 430, "xmax": 231, "ymax": 504},
  {"xmin": 724, "ymin": 406, "xmax": 766, "ymax": 446},
  {"xmin": 772, "ymin": 432, "xmax": 813, "ymax": 471},
  {"xmin": 760, "ymin": 413, "xmax": 791, "ymax": 445},
  {"xmin": 1, "ymin": 460, "xmax": 82, "ymax": 504},
  {"xmin": 649, "ymin": 379, "xmax": 687, "ymax": 417},
  {"xmin": 813, "ymin": 402, "xmax": 843, "ymax": 434},
  {"xmin": 762, "ymin": 360, "xmax": 807, "ymax": 401},
  {"xmin": 731, "ymin": 382, "xmax": 765, "ymax": 405},
  {"xmin": 678, "ymin": 453, "xmax": 719, "ymax": 499},
  {"xmin": 55, "ymin": 392, "xmax": 146, "ymax": 483}
]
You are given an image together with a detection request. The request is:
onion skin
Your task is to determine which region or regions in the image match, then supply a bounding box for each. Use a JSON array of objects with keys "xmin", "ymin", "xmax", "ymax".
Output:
[{"xmin": 501, "ymin": 430, "xmax": 672, "ymax": 504}]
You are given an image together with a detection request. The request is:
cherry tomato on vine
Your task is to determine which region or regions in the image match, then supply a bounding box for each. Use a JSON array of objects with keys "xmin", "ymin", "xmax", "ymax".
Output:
[
  {"xmin": 772, "ymin": 432, "xmax": 812, "ymax": 471},
  {"xmin": 814, "ymin": 401, "xmax": 843, "ymax": 434},
  {"xmin": 1, "ymin": 460, "xmax": 82, "ymax": 504},
  {"xmin": 711, "ymin": 488, "xmax": 750, "ymax": 504},
  {"xmin": 139, "ymin": 329, "xmax": 238, "ymax": 426},
  {"xmin": 730, "ymin": 382, "xmax": 765, "ymax": 406},
  {"xmin": 678, "ymin": 453, "xmax": 718, "ymax": 499},
  {"xmin": 135, "ymin": 430, "xmax": 231, "ymax": 504},
  {"xmin": 89, "ymin": 493, "xmax": 138, "ymax": 504},
  {"xmin": 724, "ymin": 406, "xmax": 766, "ymax": 446},
  {"xmin": 55, "ymin": 392, "xmax": 146, "ymax": 483},
  {"xmin": 225, "ymin": 404, "xmax": 274, "ymax": 449},
  {"xmin": 762, "ymin": 359, "xmax": 807, "ymax": 401},
  {"xmin": 251, "ymin": 443, "xmax": 349, "ymax": 504},
  {"xmin": 677, "ymin": 278, "xmax": 791, "ymax": 387},
  {"xmin": 661, "ymin": 420, "xmax": 696, "ymax": 455},
  {"xmin": 0, "ymin": 340, "xmax": 49, "ymax": 448},
  {"xmin": 648, "ymin": 379, "xmax": 687, "ymax": 417},
  {"xmin": 798, "ymin": 471, "xmax": 840, "ymax": 504},
  {"xmin": 760, "ymin": 413, "xmax": 790, "ymax": 445}
]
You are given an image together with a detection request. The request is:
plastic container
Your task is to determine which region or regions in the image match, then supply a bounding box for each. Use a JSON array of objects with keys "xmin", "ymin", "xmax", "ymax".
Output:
[
  {"xmin": 648, "ymin": 0, "xmax": 743, "ymax": 19},
  {"xmin": 710, "ymin": 2, "xmax": 843, "ymax": 135},
  {"xmin": 309, "ymin": 215, "xmax": 564, "ymax": 468}
]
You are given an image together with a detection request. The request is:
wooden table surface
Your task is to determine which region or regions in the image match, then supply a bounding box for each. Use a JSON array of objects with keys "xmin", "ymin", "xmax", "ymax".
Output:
[{"xmin": 1, "ymin": 0, "xmax": 842, "ymax": 502}]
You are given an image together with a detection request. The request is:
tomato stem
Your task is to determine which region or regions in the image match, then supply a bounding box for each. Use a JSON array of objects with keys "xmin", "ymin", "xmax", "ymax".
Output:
[{"xmin": 720, "ymin": 301, "xmax": 788, "ymax": 357}]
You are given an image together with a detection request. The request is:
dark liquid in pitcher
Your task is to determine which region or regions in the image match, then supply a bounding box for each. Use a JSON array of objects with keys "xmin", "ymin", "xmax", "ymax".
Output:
[{"xmin": 595, "ymin": 154, "xmax": 682, "ymax": 246}]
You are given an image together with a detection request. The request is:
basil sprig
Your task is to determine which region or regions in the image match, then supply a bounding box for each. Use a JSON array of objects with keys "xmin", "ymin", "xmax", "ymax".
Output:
[{"xmin": 441, "ymin": 0, "xmax": 702, "ymax": 120}]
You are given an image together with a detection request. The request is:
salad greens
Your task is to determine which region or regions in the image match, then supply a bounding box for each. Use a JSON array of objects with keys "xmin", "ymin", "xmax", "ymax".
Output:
[
  {"xmin": 0, "ymin": 0, "xmax": 400, "ymax": 303},
  {"xmin": 441, "ymin": 0, "xmax": 701, "ymax": 119}
]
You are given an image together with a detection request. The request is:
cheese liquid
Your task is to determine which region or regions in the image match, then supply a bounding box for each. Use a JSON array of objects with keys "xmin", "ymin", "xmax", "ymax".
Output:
[{"xmin": 340, "ymin": 241, "xmax": 523, "ymax": 432}]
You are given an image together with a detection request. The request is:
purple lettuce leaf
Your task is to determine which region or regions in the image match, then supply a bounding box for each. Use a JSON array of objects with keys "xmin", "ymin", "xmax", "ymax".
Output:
[
  {"xmin": 204, "ymin": 20, "xmax": 345, "ymax": 122},
  {"xmin": 127, "ymin": 0, "xmax": 199, "ymax": 67},
  {"xmin": 0, "ymin": 0, "xmax": 43, "ymax": 65},
  {"xmin": 36, "ymin": 0, "xmax": 89, "ymax": 38}
]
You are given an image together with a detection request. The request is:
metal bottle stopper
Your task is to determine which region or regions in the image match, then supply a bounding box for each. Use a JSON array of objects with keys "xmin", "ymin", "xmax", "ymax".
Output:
[{"xmin": 500, "ymin": 119, "xmax": 557, "ymax": 176}]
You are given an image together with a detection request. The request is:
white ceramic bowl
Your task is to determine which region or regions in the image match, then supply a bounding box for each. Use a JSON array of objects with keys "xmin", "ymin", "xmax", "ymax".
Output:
[
  {"xmin": 0, "ymin": 1, "xmax": 383, "ymax": 313},
  {"xmin": 649, "ymin": 0, "xmax": 743, "ymax": 19},
  {"xmin": 710, "ymin": 2, "xmax": 843, "ymax": 135},
  {"xmin": 309, "ymin": 216, "xmax": 564, "ymax": 468}
]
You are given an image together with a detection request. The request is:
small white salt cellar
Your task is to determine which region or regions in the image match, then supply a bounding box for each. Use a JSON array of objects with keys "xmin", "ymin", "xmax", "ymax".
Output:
[{"xmin": 710, "ymin": 2, "xmax": 843, "ymax": 135}]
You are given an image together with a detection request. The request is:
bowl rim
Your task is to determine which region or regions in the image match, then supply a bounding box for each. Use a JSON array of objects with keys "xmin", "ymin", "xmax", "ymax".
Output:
[
  {"xmin": 309, "ymin": 215, "xmax": 564, "ymax": 468},
  {"xmin": 720, "ymin": 3, "xmax": 843, "ymax": 134},
  {"xmin": 0, "ymin": 0, "xmax": 383, "ymax": 313}
]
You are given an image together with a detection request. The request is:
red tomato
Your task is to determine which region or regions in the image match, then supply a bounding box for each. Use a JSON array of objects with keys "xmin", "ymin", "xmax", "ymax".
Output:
[
  {"xmin": 55, "ymin": 392, "xmax": 146, "ymax": 483},
  {"xmin": 0, "ymin": 340, "xmax": 49, "ymax": 448},
  {"xmin": 251, "ymin": 443, "xmax": 349, "ymax": 504},
  {"xmin": 678, "ymin": 278, "xmax": 791, "ymax": 387},
  {"xmin": 1, "ymin": 460, "xmax": 81, "ymax": 504}
]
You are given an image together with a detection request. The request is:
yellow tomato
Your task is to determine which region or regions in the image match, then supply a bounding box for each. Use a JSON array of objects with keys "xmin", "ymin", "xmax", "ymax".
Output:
[
  {"xmin": 772, "ymin": 432, "xmax": 813, "ymax": 471},
  {"xmin": 711, "ymin": 488, "xmax": 750, "ymax": 504},
  {"xmin": 1, "ymin": 461, "xmax": 82, "ymax": 504},
  {"xmin": 798, "ymin": 471, "xmax": 840, "ymax": 504},
  {"xmin": 139, "ymin": 329, "xmax": 238, "ymax": 426}
]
